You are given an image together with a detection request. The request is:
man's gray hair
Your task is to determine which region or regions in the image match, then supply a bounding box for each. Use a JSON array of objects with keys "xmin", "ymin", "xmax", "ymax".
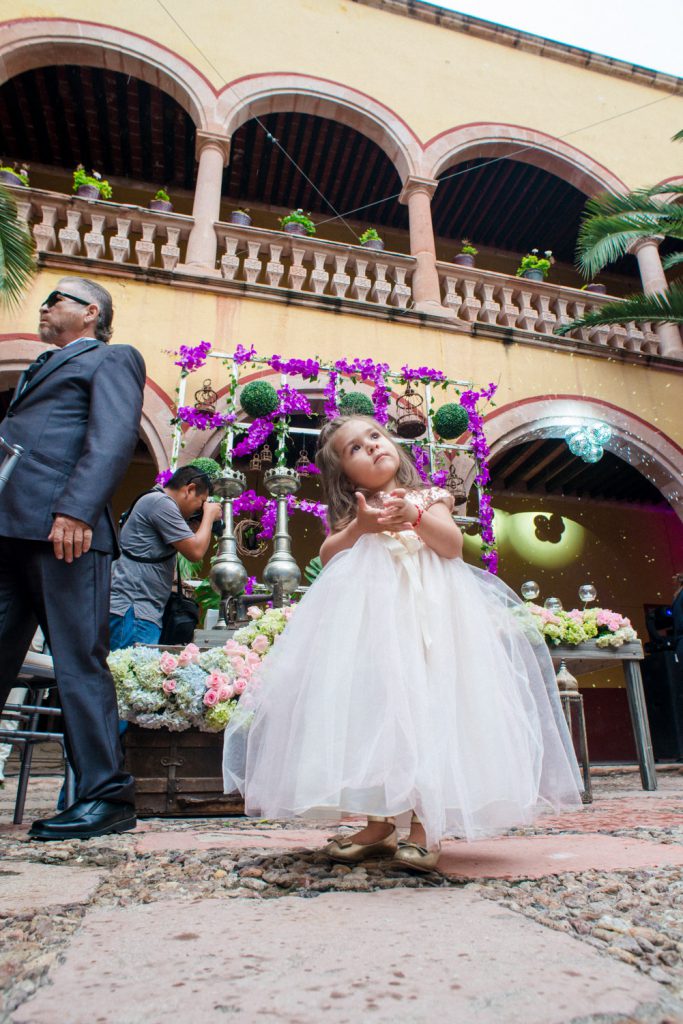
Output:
[{"xmin": 61, "ymin": 277, "xmax": 114, "ymax": 343}]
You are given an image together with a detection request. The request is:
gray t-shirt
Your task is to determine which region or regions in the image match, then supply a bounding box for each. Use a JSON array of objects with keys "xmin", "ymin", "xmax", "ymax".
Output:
[{"xmin": 110, "ymin": 488, "xmax": 194, "ymax": 626}]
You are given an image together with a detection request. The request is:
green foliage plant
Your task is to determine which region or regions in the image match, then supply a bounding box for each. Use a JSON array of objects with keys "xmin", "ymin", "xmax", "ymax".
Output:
[
  {"xmin": 154, "ymin": 188, "xmax": 171, "ymax": 203},
  {"xmin": 460, "ymin": 239, "xmax": 478, "ymax": 256},
  {"xmin": 73, "ymin": 165, "xmax": 113, "ymax": 200},
  {"xmin": 278, "ymin": 209, "xmax": 316, "ymax": 235},
  {"xmin": 433, "ymin": 403, "xmax": 470, "ymax": 440},
  {"xmin": 240, "ymin": 379, "xmax": 279, "ymax": 418},
  {"xmin": 515, "ymin": 249, "xmax": 553, "ymax": 279},
  {"xmin": 189, "ymin": 457, "xmax": 222, "ymax": 479},
  {"xmin": 0, "ymin": 162, "xmax": 29, "ymax": 186},
  {"xmin": 339, "ymin": 392, "xmax": 375, "ymax": 417},
  {"xmin": 358, "ymin": 227, "xmax": 383, "ymax": 244},
  {"xmin": 0, "ymin": 185, "xmax": 36, "ymax": 309}
]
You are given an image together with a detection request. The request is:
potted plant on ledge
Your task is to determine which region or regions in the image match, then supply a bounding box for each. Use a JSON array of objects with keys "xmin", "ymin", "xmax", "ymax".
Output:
[
  {"xmin": 581, "ymin": 282, "xmax": 607, "ymax": 295},
  {"xmin": 73, "ymin": 165, "xmax": 113, "ymax": 201},
  {"xmin": 229, "ymin": 207, "xmax": 252, "ymax": 226},
  {"xmin": 0, "ymin": 162, "xmax": 29, "ymax": 187},
  {"xmin": 453, "ymin": 239, "xmax": 478, "ymax": 268},
  {"xmin": 279, "ymin": 208, "xmax": 316, "ymax": 236},
  {"xmin": 358, "ymin": 227, "xmax": 384, "ymax": 251},
  {"xmin": 149, "ymin": 188, "xmax": 173, "ymax": 213},
  {"xmin": 515, "ymin": 248, "xmax": 553, "ymax": 282}
]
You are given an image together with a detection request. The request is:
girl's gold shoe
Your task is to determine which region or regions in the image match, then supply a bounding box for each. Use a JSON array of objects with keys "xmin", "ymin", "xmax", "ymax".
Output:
[
  {"xmin": 392, "ymin": 840, "xmax": 441, "ymax": 873},
  {"xmin": 324, "ymin": 825, "xmax": 398, "ymax": 864}
]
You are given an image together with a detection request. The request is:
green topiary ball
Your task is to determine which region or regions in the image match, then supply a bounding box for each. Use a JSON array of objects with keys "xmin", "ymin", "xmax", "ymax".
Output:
[
  {"xmin": 189, "ymin": 457, "xmax": 221, "ymax": 479},
  {"xmin": 433, "ymin": 403, "xmax": 469, "ymax": 440},
  {"xmin": 240, "ymin": 380, "xmax": 279, "ymax": 418},
  {"xmin": 339, "ymin": 392, "xmax": 375, "ymax": 417}
]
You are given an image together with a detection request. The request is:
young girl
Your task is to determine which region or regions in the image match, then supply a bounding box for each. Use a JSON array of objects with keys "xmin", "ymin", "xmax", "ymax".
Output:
[{"xmin": 223, "ymin": 416, "xmax": 583, "ymax": 871}]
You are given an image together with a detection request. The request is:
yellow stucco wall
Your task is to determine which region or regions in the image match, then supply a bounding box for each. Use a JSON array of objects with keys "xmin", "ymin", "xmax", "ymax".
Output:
[
  {"xmin": 5, "ymin": 0, "xmax": 683, "ymax": 188},
  {"xmin": 5, "ymin": 268, "xmax": 682, "ymax": 450}
]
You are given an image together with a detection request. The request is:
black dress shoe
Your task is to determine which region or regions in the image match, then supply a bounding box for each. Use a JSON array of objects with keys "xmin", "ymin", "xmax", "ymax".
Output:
[{"xmin": 28, "ymin": 799, "xmax": 137, "ymax": 841}]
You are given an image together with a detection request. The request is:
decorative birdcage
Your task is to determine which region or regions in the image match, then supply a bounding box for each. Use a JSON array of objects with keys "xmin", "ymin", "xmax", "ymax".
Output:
[
  {"xmin": 235, "ymin": 518, "xmax": 267, "ymax": 558},
  {"xmin": 260, "ymin": 444, "xmax": 273, "ymax": 467},
  {"xmin": 193, "ymin": 379, "xmax": 217, "ymax": 415},
  {"xmin": 395, "ymin": 383, "xmax": 426, "ymax": 439},
  {"xmin": 295, "ymin": 447, "xmax": 311, "ymax": 471},
  {"xmin": 249, "ymin": 451, "xmax": 262, "ymax": 472},
  {"xmin": 445, "ymin": 464, "xmax": 467, "ymax": 505}
]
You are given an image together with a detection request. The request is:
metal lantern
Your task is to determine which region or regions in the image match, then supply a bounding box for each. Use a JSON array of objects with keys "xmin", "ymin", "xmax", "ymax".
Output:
[
  {"xmin": 395, "ymin": 383, "xmax": 426, "ymax": 439},
  {"xmin": 262, "ymin": 467, "xmax": 302, "ymax": 604},
  {"xmin": 194, "ymin": 378, "xmax": 217, "ymax": 415},
  {"xmin": 444, "ymin": 464, "xmax": 467, "ymax": 505}
]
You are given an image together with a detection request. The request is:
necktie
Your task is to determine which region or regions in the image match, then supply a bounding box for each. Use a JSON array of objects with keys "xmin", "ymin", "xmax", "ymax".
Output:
[{"xmin": 21, "ymin": 350, "xmax": 55, "ymax": 393}]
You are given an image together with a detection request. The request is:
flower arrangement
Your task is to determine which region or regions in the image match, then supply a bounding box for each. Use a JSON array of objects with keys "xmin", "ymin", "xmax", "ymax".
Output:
[
  {"xmin": 279, "ymin": 209, "xmax": 316, "ymax": 235},
  {"xmin": 73, "ymin": 165, "xmax": 113, "ymax": 200},
  {"xmin": 109, "ymin": 607, "xmax": 292, "ymax": 732},
  {"xmin": 240, "ymin": 380, "xmax": 280, "ymax": 418},
  {"xmin": 189, "ymin": 457, "xmax": 222, "ymax": 480},
  {"xmin": 515, "ymin": 249, "xmax": 553, "ymax": 279},
  {"xmin": 358, "ymin": 227, "xmax": 383, "ymax": 245},
  {"xmin": 163, "ymin": 342, "xmax": 499, "ymax": 572},
  {"xmin": 527, "ymin": 605, "xmax": 638, "ymax": 649},
  {"xmin": 0, "ymin": 162, "xmax": 29, "ymax": 186}
]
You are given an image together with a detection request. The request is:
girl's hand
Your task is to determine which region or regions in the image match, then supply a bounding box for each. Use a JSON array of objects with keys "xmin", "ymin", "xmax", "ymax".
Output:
[
  {"xmin": 376, "ymin": 488, "xmax": 419, "ymax": 532},
  {"xmin": 354, "ymin": 492, "xmax": 386, "ymax": 534}
]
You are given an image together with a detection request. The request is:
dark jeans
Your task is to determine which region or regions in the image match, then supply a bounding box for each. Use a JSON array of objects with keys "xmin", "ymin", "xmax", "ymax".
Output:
[{"xmin": 0, "ymin": 537, "xmax": 134, "ymax": 805}]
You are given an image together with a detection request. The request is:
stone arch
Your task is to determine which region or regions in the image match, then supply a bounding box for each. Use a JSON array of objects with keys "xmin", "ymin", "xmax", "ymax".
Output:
[
  {"xmin": 217, "ymin": 73, "xmax": 423, "ymax": 183},
  {"xmin": 478, "ymin": 395, "xmax": 683, "ymax": 519},
  {"xmin": 0, "ymin": 18, "xmax": 219, "ymax": 129},
  {"xmin": 424, "ymin": 123, "xmax": 628, "ymax": 197}
]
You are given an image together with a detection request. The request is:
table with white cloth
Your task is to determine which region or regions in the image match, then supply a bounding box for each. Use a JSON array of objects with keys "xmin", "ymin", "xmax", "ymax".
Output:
[{"xmin": 550, "ymin": 640, "xmax": 655, "ymax": 791}]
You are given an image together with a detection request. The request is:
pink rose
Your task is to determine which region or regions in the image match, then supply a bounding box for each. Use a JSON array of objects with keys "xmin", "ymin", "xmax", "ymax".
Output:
[
  {"xmin": 234, "ymin": 678, "xmax": 248, "ymax": 695},
  {"xmin": 245, "ymin": 651, "xmax": 261, "ymax": 667},
  {"xmin": 203, "ymin": 688, "xmax": 219, "ymax": 707},
  {"xmin": 224, "ymin": 639, "xmax": 241, "ymax": 652},
  {"xmin": 251, "ymin": 635, "xmax": 269, "ymax": 654},
  {"xmin": 230, "ymin": 656, "xmax": 247, "ymax": 675},
  {"xmin": 162, "ymin": 678, "xmax": 177, "ymax": 694},
  {"xmin": 217, "ymin": 683, "xmax": 234, "ymax": 701},
  {"xmin": 159, "ymin": 652, "xmax": 179, "ymax": 675},
  {"xmin": 247, "ymin": 605, "xmax": 263, "ymax": 620},
  {"xmin": 183, "ymin": 643, "xmax": 200, "ymax": 659},
  {"xmin": 284, "ymin": 607, "xmax": 294, "ymax": 620},
  {"xmin": 207, "ymin": 669, "xmax": 229, "ymax": 689}
]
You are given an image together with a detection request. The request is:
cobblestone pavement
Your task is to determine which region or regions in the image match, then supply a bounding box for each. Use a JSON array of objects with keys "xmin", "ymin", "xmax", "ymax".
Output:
[{"xmin": 3, "ymin": 768, "xmax": 683, "ymax": 1023}]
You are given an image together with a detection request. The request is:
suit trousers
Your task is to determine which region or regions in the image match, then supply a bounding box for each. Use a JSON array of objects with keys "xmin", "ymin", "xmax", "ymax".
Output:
[{"xmin": 0, "ymin": 537, "xmax": 134, "ymax": 805}]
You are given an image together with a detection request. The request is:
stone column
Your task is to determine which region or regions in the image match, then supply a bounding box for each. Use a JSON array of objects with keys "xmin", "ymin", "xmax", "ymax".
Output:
[
  {"xmin": 183, "ymin": 130, "xmax": 231, "ymax": 273},
  {"xmin": 630, "ymin": 235, "xmax": 682, "ymax": 358},
  {"xmin": 399, "ymin": 176, "xmax": 454, "ymax": 318}
]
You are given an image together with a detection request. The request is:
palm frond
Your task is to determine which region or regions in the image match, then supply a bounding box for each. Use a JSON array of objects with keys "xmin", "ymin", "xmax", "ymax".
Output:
[
  {"xmin": 555, "ymin": 284, "xmax": 683, "ymax": 336},
  {"xmin": 648, "ymin": 182, "xmax": 683, "ymax": 198},
  {"xmin": 663, "ymin": 251, "xmax": 683, "ymax": 271},
  {"xmin": 0, "ymin": 185, "xmax": 35, "ymax": 309},
  {"xmin": 177, "ymin": 553, "xmax": 203, "ymax": 580},
  {"xmin": 672, "ymin": 128, "xmax": 683, "ymax": 142},
  {"xmin": 576, "ymin": 205, "xmax": 683, "ymax": 277}
]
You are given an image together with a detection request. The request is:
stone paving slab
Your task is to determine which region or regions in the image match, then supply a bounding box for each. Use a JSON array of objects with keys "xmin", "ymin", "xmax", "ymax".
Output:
[
  {"xmin": 439, "ymin": 833, "xmax": 683, "ymax": 880},
  {"xmin": 134, "ymin": 827, "xmax": 332, "ymax": 854},
  {"xmin": 0, "ymin": 862, "xmax": 104, "ymax": 914},
  {"xmin": 10, "ymin": 889, "xmax": 665, "ymax": 1024}
]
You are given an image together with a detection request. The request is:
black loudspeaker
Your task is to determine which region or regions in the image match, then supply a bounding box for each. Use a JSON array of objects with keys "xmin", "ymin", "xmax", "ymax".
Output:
[{"xmin": 642, "ymin": 651, "xmax": 683, "ymax": 760}]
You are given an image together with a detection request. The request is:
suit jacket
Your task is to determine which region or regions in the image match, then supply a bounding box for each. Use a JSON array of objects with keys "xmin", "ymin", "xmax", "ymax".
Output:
[{"xmin": 0, "ymin": 337, "xmax": 146, "ymax": 554}]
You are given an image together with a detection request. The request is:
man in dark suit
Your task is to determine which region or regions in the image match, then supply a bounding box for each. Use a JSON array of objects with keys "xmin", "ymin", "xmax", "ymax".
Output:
[{"xmin": 0, "ymin": 276, "xmax": 145, "ymax": 839}]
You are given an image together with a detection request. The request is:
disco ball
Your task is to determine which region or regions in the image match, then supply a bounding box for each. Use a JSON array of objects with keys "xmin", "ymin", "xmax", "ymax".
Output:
[
  {"xmin": 583, "ymin": 444, "xmax": 604, "ymax": 463},
  {"xmin": 589, "ymin": 422, "xmax": 612, "ymax": 446}
]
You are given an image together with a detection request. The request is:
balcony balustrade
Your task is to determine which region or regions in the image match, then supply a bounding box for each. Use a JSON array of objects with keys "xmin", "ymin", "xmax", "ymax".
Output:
[
  {"xmin": 5, "ymin": 186, "xmax": 668, "ymax": 359},
  {"xmin": 437, "ymin": 262, "xmax": 662, "ymax": 356}
]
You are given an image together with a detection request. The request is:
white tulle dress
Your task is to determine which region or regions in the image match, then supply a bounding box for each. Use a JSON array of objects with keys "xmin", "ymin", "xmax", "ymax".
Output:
[{"xmin": 223, "ymin": 487, "xmax": 583, "ymax": 848}]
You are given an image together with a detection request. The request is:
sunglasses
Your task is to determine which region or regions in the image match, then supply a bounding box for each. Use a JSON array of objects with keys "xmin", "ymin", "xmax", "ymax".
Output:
[{"xmin": 41, "ymin": 290, "xmax": 92, "ymax": 309}]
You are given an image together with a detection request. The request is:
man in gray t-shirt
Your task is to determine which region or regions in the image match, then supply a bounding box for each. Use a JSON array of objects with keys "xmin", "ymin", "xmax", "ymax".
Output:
[{"xmin": 109, "ymin": 465, "xmax": 222, "ymax": 648}]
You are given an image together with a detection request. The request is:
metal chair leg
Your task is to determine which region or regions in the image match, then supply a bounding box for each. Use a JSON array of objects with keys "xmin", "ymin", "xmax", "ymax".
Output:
[{"xmin": 13, "ymin": 689, "xmax": 45, "ymax": 825}]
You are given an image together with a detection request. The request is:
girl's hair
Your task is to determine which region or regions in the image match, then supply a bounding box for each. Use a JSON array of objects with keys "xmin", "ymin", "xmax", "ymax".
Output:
[{"xmin": 315, "ymin": 415, "xmax": 425, "ymax": 531}]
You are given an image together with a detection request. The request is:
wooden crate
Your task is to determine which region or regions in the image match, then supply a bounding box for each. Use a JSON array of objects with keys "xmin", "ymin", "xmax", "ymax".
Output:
[{"xmin": 124, "ymin": 724, "xmax": 244, "ymax": 817}]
